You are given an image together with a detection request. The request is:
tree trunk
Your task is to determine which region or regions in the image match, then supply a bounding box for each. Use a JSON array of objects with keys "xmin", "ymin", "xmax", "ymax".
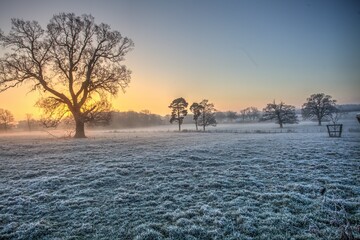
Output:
[
  {"xmin": 202, "ymin": 112, "xmax": 206, "ymax": 131},
  {"xmin": 74, "ymin": 119, "xmax": 86, "ymax": 138},
  {"xmin": 27, "ymin": 121, "xmax": 31, "ymax": 131},
  {"xmin": 318, "ymin": 119, "xmax": 322, "ymax": 126},
  {"xmin": 177, "ymin": 110, "xmax": 181, "ymax": 131},
  {"xmin": 279, "ymin": 122, "xmax": 283, "ymax": 128},
  {"xmin": 195, "ymin": 121, "xmax": 198, "ymax": 131}
]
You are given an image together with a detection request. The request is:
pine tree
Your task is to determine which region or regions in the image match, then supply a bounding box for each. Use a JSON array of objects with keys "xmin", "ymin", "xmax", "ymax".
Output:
[{"xmin": 169, "ymin": 97, "xmax": 188, "ymax": 131}]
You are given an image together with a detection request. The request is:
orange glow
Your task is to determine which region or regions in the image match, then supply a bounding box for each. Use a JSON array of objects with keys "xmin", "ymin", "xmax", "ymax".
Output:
[
  {"xmin": 0, "ymin": 54, "xmax": 359, "ymax": 121},
  {"xmin": 1, "ymin": 74, "xmax": 359, "ymax": 122},
  {"xmin": 0, "ymin": 85, "xmax": 42, "ymax": 121}
]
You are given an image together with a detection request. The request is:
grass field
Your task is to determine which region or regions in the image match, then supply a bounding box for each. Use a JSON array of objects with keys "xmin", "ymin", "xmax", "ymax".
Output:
[{"xmin": 0, "ymin": 120, "xmax": 359, "ymax": 239}]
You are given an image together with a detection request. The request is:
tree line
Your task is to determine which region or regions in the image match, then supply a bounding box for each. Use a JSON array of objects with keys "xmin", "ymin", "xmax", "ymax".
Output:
[
  {"xmin": 167, "ymin": 93, "xmax": 341, "ymax": 131},
  {"xmin": 0, "ymin": 93, "xmax": 347, "ymax": 132}
]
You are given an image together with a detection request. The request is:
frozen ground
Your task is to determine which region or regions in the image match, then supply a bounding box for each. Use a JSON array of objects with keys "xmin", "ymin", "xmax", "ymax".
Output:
[{"xmin": 0, "ymin": 120, "xmax": 359, "ymax": 239}]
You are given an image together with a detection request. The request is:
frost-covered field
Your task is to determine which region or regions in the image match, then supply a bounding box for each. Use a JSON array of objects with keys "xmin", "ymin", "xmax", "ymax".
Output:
[{"xmin": 0, "ymin": 120, "xmax": 359, "ymax": 239}]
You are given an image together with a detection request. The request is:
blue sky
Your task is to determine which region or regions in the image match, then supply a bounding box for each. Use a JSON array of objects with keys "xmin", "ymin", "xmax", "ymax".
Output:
[{"xmin": 0, "ymin": 0, "xmax": 359, "ymax": 118}]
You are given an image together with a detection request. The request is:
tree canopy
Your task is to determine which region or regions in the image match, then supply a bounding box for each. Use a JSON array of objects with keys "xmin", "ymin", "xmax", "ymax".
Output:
[
  {"xmin": 198, "ymin": 99, "xmax": 217, "ymax": 131},
  {"xmin": 226, "ymin": 111, "xmax": 238, "ymax": 122},
  {"xmin": 0, "ymin": 13, "xmax": 133, "ymax": 137},
  {"xmin": 169, "ymin": 97, "xmax": 188, "ymax": 131},
  {"xmin": 261, "ymin": 101, "xmax": 298, "ymax": 128},
  {"xmin": 302, "ymin": 93, "xmax": 337, "ymax": 125},
  {"xmin": 0, "ymin": 108, "xmax": 14, "ymax": 130},
  {"xmin": 190, "ymin": 102, "xmax": 203, "ymax": 131}
]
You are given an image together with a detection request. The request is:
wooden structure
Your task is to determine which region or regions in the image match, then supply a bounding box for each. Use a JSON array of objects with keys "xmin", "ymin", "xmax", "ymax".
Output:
[{"xmin": 326, "ymin": 124, "xmax": 343, "ymax": 138}]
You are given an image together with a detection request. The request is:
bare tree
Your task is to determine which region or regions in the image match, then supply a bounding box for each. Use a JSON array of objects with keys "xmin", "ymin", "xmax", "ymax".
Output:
[
  {"xmin": 239, "ymin": 108, "xmax": 249, "ymax": 121},
  {"xmin": 198, "ymin": 99, "xmax": 217, "ymax": 131},
  {"xmin": 261, "ymin": 101, "xmax": 298, "ymax": 128},
  {"xmin": 249, "ymin": 107, "xmax": 260, "ymax": 121},
  {"xmin": 302, "ymin": 93, "xmax": 337, "ymax": 126},
  {"xmin": 0, "ymin": 13, "xmax": 133, "ymax": 138},
  {"xmin": 190, "ymin": 102, "xmax": 203, "ymax": 131},
  {"xmin": 239, "ymin": 107, "xmax": 260, "ymax": 122},
  {"xmin": 26, "ymin": 113, "xmax": 33, "ymax": 131},
  {"xmin": 328, "ymin": 107, "xmax": 343, "ymax": 125},
  {"xmin": 226, "ymin": 111, "xmax": 237, "ymax": 122},
  {"xmin": 0, "ymin": 108, "xmax": 14, "ymax": 130},
  {"xmin": 169, "ymin": 97, "xmax": 188, "ymax": 131}
]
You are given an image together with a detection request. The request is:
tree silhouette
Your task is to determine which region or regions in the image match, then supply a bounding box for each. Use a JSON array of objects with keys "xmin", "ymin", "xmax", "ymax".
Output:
[
  {"xmin": 198, "ymin": 99, "xmax": 217, "ymax": 131},
  {"xmin": 0, "ymin": 108, "xmax": 14, "ymax": 131},
  {"xmin": 226, "ymin": 111, "xmax": 237, "ymax": 122},
  {"xmin": 261, "ymin": 101, "xmax": 298, "ymax": 128},
  {"xmin": 26, "ymin": 113, "xmax": 33, "ymax": 131},
  {"xmin": 240, "ymin": 107, "xmax": 260, "ymax": 122},
  {"xmin": 169, "ymin": 97, "xmax": 188, "ymax": 131},
  {"xmin": 248, "ymin": 107, "xmax": 260, "ymax": 121},
  {"xmin": 190, "ymin": 102, "xmax": 203, "ymax": 131},
  {"xmin": 0, "ymin": 13, "xmax": 133, "ymax": 138},
  {"xmin": 302, "ymin": 93, "xmax": 337, "ymax": 125}
]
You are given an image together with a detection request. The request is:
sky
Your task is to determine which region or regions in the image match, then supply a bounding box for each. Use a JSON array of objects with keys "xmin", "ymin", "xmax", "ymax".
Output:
[{"xmin": 0, "ymin": 0, "xmax": 359, "ymax": 120}]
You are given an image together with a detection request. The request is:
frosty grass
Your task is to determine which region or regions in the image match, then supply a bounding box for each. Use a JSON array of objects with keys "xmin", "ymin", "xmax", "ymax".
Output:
[{"xmin": 0, "ymin": 121, "xmax": 359, "ymax": 239}]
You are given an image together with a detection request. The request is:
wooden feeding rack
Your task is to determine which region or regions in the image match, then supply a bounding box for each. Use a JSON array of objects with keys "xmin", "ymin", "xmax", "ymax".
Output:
[{"xmin": 326, "ymin": 124, "xmax": 343, "ymax": 138}]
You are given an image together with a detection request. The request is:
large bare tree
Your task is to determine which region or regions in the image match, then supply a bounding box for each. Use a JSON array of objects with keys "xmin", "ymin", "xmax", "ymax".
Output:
[
  {"xmin": 0, "ymin": 13, "xmax": 133, "ymax": 138},
  {"xmin": 302, "ymin": 93, "xmax": 337, "ymax": 126},
  {"xmin": 261, "ymin": 101, "xmax": 298, "ymax": 128}
]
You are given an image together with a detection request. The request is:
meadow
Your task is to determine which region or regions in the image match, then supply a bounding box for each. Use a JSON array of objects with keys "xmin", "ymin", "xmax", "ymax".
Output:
[{"xmin": 0, "ymin": 119, "xmax": 359, "ymax": 239}]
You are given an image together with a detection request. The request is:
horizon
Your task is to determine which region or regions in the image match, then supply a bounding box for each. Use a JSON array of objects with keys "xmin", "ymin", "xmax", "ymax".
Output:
[{"xmin": 0, "ymin": 0, "xmax": 360, "ymax": 121}]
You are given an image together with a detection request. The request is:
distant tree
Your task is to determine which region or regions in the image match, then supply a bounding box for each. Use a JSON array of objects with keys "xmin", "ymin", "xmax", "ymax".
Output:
[
  {"xmin": 239, "ymin": 107, "xmax": 260, "ymax": 122},
  {"xmin": 0, "ymin": 108, "xmax": 14, "ymax": 130},
  {"xmin": 215, "ymin": 112, "xmax": 227, "ymax": 123},
  {"xmin": 109, "ymin": 111, "xmax": 164, "ymax": 128},
  {"xmin": 190, "ymin": 102, "xmax": 203, "ymax": 131},
  {"xmin": 17, "ymin": 119, "xmax": 41, "ymax": 131},
  {"xmin": 26, "ymin": 113, "xmax": 33, "ymax": 131},
  {"xmin": 0, "ymin": 13, "xmax": 133, "ymax": 138},
  {"xmin": 328, "ymin": 107, "xmax": 344, "ymax": 125},
  {"xmin": 261, "ymin": 101, "xmax": 298, "ymax": 128},
  {"xmin": 239, "ymin": 108, "xmax": 250, "ymax": 121},
  {"xmin": 87, "ymin": 111, "xmax": 112, "ymax": 127},
  {"xmin": 226, "ymin": 111, "xmax": 238, "ymax": 122},
  {"xmin": 140, "ymin": 109, "xmax": 151, "ymax": 115},
  {"xmin": 302, "ymin": 93, "xmax": 337, "ymax": 125},
  {"xmin": 198, "ymin": 99, "xmax": 217, "ymax": 131},
  {"xmin": 169, "ymin": 97, "xmax": 188, "ymax": 131},
  {"xmin": 249, "ymin": 107, "xmax": 260, "ymax": 121}
]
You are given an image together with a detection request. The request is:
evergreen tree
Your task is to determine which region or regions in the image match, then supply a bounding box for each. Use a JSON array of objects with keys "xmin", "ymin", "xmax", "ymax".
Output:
[
  {"xmin": 169, "ymin": 97, "xmax": 188, "ymax": 131},
  {"xmin": 190, "ymin": 102, "xmax": 203, "ymax": 131}
]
